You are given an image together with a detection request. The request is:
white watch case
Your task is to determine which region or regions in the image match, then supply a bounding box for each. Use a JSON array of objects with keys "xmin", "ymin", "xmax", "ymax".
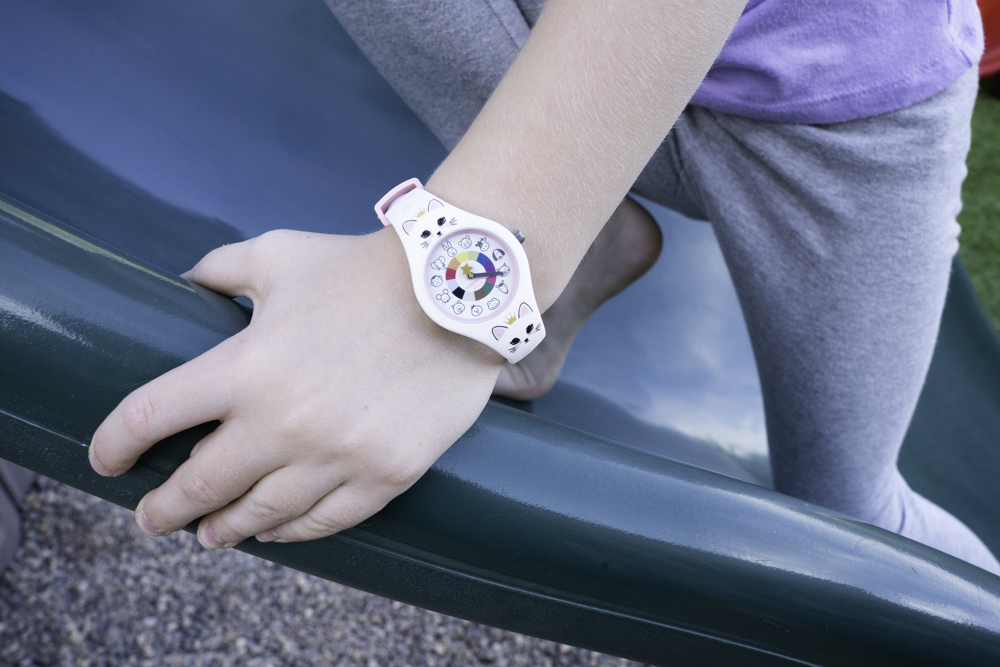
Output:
[{"xmin": 376, "ymin": 179, "xmax": 545, "ymax": 364}]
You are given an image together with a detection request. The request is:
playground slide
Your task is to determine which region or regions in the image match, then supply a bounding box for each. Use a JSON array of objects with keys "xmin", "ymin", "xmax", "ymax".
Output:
[{"xmin": 2, "ymin": 2, "xmax": 999, "ymax": 664}]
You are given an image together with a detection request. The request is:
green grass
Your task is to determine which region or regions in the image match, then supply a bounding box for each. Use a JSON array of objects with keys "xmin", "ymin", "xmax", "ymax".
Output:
[{"xmin": 959, "ymin": 82, "xmax": 1000, "ymax": 333}]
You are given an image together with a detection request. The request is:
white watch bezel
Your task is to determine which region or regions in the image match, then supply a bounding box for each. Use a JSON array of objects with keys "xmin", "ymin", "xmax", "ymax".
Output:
[{"xmin": 376, "ymin": 179, "xmax": 545, "ymax": 364}]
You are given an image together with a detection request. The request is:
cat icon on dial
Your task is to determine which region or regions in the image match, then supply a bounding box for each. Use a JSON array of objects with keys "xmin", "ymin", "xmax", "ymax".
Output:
[{"xmin": 424, "ymin": 228, "xmax": 519, "ymax": 323}]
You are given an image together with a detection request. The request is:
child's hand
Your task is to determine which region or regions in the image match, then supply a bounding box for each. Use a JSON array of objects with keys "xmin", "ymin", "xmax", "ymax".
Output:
[{"xmin": 89, "ymin": 229, "xmax": 503, "ymax": 548}]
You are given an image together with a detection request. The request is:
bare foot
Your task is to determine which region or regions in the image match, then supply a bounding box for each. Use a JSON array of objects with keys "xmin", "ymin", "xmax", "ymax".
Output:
[{"xmin": 493, "ymin": 196, "xmax": 662, "ymax": 401}]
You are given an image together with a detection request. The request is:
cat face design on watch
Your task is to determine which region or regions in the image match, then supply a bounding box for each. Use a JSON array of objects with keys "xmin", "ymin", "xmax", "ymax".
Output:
[{"xmin": 424, "ymin": 228, "xmax": 519, "ymax": 323}]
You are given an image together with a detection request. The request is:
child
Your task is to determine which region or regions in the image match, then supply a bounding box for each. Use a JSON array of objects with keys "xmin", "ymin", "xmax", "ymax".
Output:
[{"xmin": 91, "ymin": 0, "xmax": 1000, "ymax": 573}]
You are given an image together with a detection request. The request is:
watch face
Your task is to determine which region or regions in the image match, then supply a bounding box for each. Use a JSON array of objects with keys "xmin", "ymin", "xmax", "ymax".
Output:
[{"xmin": 424, "ymin": 229, "xmax": 519, "ymax": 323}]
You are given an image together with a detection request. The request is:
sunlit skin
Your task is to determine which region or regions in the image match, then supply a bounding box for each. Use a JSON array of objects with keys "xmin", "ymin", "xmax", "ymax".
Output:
[{"xmin": 89, "ymin": 0, "xmax": 746, "ymax": 549}]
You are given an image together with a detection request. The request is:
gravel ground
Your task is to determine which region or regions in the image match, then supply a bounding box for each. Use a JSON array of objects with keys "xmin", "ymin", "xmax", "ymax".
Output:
[{"xmin": 0, "ymin": 477, "xmax": 644, "ymax": 666}]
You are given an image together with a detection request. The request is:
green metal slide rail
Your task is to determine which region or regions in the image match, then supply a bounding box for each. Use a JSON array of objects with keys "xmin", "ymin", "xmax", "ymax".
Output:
[{"xmin": 2, "ymin": 194, "xmax": 1000, "ymax": 665}]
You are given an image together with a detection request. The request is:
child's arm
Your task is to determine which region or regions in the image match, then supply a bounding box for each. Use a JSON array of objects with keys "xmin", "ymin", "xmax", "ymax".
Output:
[{"xmin": 88, "ymin": 0, "xmax": 745, "ymax": 548}]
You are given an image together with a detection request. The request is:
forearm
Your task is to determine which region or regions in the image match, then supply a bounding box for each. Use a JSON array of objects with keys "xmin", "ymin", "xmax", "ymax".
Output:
[
  {"xmin": 90, "ymin": 0, "xmax": 747, "ymax": 550},
  {"xmin": 426, "ymin": 0, "xmax": 744, "ymax": 310}
]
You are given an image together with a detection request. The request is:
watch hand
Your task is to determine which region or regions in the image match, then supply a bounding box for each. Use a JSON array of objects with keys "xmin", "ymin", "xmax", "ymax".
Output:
[{"xmin": 469, "ymin": 271, "xmax": 503, "ymax": 278}]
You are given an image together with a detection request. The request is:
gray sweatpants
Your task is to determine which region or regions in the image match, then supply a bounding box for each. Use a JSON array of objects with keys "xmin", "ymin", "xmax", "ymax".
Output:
[{"xmin": 326, "ymin": 0, "xmax": 1000, "ymax": 574}]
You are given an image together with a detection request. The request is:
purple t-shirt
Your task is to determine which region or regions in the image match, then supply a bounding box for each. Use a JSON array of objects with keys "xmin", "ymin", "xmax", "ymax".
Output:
[{"xmin": 690, "ymin": 0, "xmax": 984, "ymax": 124}]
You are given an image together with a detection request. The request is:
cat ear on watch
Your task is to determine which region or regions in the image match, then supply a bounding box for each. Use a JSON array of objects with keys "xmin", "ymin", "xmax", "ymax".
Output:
[
  {"xmin": 518, "ymin": 303, "xmax": 533, "ymax": 318},
  {"xmin": 427, "ymin": 199, "xmax": 444, "ymax": 211},
  {"xmin": 401, "ymin": 220, "xmax": 416, "ymax": 235},
  {"xmin": 492, "ymin": 326, "xmax": 507, "ymax": 341}
]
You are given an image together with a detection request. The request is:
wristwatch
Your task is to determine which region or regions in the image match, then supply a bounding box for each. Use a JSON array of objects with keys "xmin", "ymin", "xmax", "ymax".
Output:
[{"xmin": 375, "ymin": 179, "xmax": 544, "ymax": 364}]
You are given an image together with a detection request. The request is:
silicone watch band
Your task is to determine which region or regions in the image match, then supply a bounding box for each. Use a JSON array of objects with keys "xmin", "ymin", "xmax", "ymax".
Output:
[{"xmin": 376, "ymin": 180, "xmax": 545, "ymax": 364}]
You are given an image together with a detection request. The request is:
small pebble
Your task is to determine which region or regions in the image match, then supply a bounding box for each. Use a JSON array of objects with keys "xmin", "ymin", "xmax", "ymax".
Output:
[{"xmin": 1, "ymin": 478, "xmax": 644, "ymax": 666}]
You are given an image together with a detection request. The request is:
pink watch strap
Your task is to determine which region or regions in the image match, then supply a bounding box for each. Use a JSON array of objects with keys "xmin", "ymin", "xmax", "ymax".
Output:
[{"xmin": 375, "ymin": 178, "xmax": 424, "ymax": 227}]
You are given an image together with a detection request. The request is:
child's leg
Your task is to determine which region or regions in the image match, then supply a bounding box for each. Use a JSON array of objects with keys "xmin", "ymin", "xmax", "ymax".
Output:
[
  {"xmin": 494, "ymin": 197, "xmax": 662, "ymax": 400},
  {"xmin": 325, "ymin": 0, "xmax": 531, "ymax": 151},
  {"xmin": 671, "ymin": 66, "xmax": 999, "ymax": 573}
]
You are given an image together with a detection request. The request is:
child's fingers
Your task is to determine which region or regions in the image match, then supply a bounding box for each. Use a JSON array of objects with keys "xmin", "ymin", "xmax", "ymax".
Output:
[
  {"xmin": 257, "ymin": 484, "xmax": 388, "ymax": 544},
  {"xmin": 194, "ymin": 467, "xmax": 347, "ymax": 549},
  {"xmin": 133, "ymin": 421, "xmax": 283, "ymax": 537},
  {"xmin": 89, "ymin": 340, "xmax": 239, "ymax": 477}
]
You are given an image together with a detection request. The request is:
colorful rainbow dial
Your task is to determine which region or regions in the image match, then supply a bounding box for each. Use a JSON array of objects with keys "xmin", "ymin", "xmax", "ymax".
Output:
[
  {"xmin": 446, "ymin": 251, "xmax": 496, "ymax": 300},
  {"xmin": 424, "ymin": 229, "xmax": 518, "ymax": 323}
]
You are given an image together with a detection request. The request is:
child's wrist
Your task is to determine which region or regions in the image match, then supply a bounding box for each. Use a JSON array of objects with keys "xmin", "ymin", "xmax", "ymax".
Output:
[
  {"xmin": 365, "ymin": 228, "xmax": 506, "ymax": 368},
  {"xmin": 422, "ymin": 172, "xmax": 580, "ymax": 313}
]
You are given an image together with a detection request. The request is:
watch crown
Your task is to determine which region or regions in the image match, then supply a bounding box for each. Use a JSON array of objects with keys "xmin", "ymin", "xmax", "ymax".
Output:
[{"xmin": 512, "ymin": 230, "xmax": 525, "ymax": 244}]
